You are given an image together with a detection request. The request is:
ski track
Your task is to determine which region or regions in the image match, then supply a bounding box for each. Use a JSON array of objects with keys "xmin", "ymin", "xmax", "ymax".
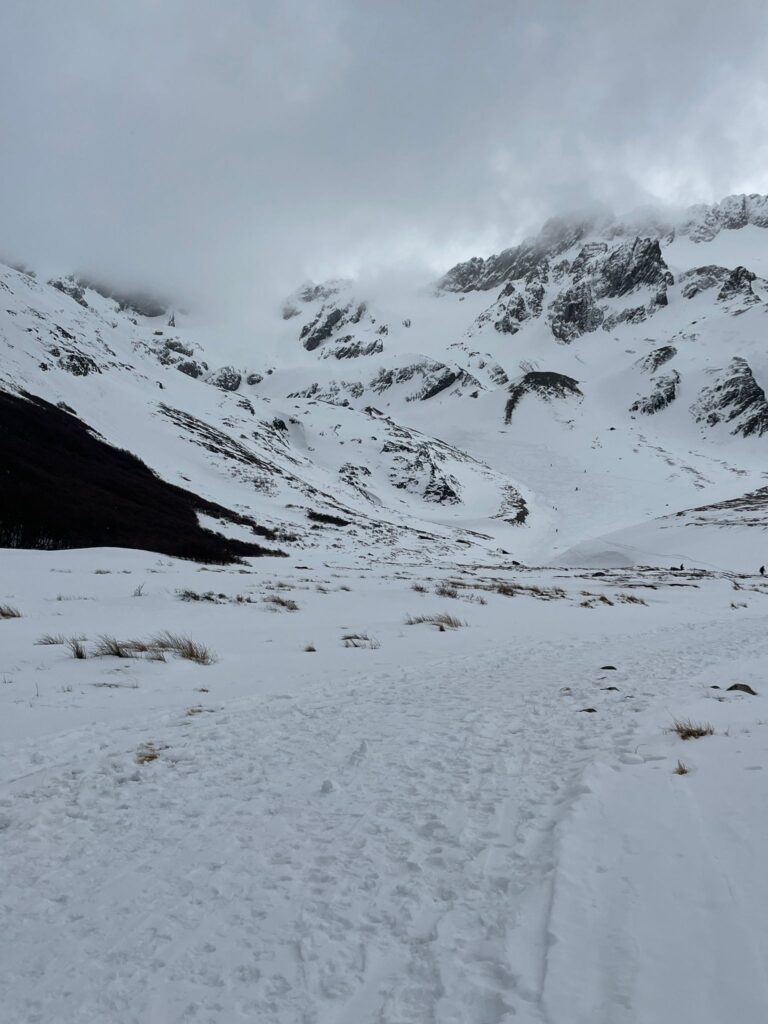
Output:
[{"xmin": 2, "ymin": 617, "xmax": 767, "ymax": 1024}]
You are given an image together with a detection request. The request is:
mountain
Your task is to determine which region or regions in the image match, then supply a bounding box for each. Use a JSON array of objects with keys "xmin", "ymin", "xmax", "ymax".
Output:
[{"xmin": 3, "ymin": 192, "xmax": 768, "ymax": 570}]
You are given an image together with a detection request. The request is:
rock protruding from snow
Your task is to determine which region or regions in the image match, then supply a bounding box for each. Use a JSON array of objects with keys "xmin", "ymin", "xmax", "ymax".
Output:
[
  {"xmin": 206, "ymin": 366, "xmax": 242, "ymax": 392},
  {"xmin": 679, "ymin": 194, "xmax": 768, "ymax": 242},
  {"xmin": 692, "ymin": 358, "xmax": 768, "ymax": 437},
  {"xmin": 505, "ymin": 371, "xmax": 582, "ymax": 423},
  {"xmin": 716, "ymin": 267, "xmax": 760, "ymax": 306},
  {"xmin": 630, "ymin": 371, "xmax": 680, "ymax": 415},
  {"xmin": 636, "ymin": 345, "xmax": 677, "ymax": 374},
  {"xmin": 437, "ymin": 213, "xmax": 602, "ymax": 293}
]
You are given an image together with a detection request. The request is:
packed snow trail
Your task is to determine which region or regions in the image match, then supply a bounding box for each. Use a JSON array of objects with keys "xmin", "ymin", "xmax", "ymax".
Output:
[{"xmin": 2, "ymin": 618, "xmax": 768, "ymax": 1023}]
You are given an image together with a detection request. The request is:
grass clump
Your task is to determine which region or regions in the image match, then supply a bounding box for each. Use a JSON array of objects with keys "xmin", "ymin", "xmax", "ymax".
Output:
[
  {"xmin": 94, "ymin": 634, "xmax": 137, "ymax": 658},
  {"xmin": 149, "ymin": 631, "xmax": 217, "ymax": 665},
  {"xmin": 264, "ymin": 594, "xmax": 299, "ymax": 612},
  {"xmin": 135, "ymin": 742, "xmax": 162, "ymax": 765},
  {"xmin": 673, "ymin": 760, "xmax": 690, "ymax": 775},
  {"xmin": 405, "ymin": 612, "xmax": 465, "ymax": 630},
  {"xmin": 341, "ymin": 633, "xmax": 381, "ymax": 649},
  {"xmin": 435, "ymin": 582, "xmax": 459, "ymax": 599},
  {"xmin": 91, "ymin": 631, "xmax": 216, "ymax": 665},
  {"xmin": 671, "ymin": 718, "xmax": 714, "ymax": 741},
  {"xmin": 67, "ymin": 637, "xmax": 87, "ymax": 659},
  {"xmin": 411, "ymin": 582, "xmax": 428, "ymax": 594},
  {"xmin": 0, "ymin": 604, "xmax": 21, "ymax": 619},
  {"xmin": 35, "ymin": 632, "xmax": 68, "ymax": 645}
]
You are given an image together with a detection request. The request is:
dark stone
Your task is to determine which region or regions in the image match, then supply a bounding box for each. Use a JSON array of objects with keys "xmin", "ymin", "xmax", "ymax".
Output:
[{"xmin": 727, "ymin": 683, "xmax": 757, "ymax": 695}]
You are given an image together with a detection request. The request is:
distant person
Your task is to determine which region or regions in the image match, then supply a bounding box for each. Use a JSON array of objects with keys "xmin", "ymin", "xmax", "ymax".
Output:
[{"xmin": 760, "ymin": 565, "xmax": 766, "ymax": 577}]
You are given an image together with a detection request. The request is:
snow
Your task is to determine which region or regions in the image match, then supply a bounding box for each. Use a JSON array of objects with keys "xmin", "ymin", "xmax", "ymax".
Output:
[{"xmin": 2, "ymin": 547, "xmax": 768, "ymax": 1022}]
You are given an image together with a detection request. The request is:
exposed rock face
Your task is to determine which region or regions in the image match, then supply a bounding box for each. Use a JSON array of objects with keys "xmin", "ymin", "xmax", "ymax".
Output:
[
  {"xmin": 207, "ymin": 366, "xmax": 242, "ymax": 392},
  {"xmin": 319, "ymin": 338, "xmax": 384, "ymax": 360},
  {"xmin": 692, "ymin": 358, "xmax": 768, "ymax": 437},
  {"xmin": 437, "ymin": 213, "xmax": 601, "ymax": 293},
  {"xmin": 680, "ymin": 194, "xmax": 768, "ymax": 242},
  {"xmin": 549, "ymin": 283, "xmax": 604, "ymax": 342},
  {"xmin": 717, "ymin": 266, "xmax": 759, "ymax": 305},
  {"xmin": 369, "ymin": 360, "xmax": 481, "ymax": 402},
  {"xmin": 381, "ymin": 435, "xmax": 462, "ymax": 504},
  {"xmin": 598, "ymin": 238, "xmax": 673, "ymax": 298},
  {"xmin": 630, "ymin": 371, "xmax": 680, "ymax": 414},
  {"xmin": 49, "ymin": 277, "xmax": 89, "ymax": 308},
  {"xmin": 505, "ymin": 371, "xmax": 582, "ymax": 423},
  {"xmin": 299, "ymin": 300, "xmax": 372, "ymax": 352},
  {"xmin": 679, "ymin": 265, "xmax": 731, "ymax": 299},
  {"xmin": 637, "ymin": 345, "xmax": 677, "ymax": 374},
  {"xmin": 281, "ymin": 279, "xmax": 350, "ymax": 319},
  {"xmin": 462, "ymin": 233, "xmax": 673, "ymax": 344}
]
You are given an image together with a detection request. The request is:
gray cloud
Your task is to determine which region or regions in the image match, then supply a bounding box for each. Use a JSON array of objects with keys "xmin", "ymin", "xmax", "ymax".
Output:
[{"xmin": 2, "ymin": 0, "xmax": 768, "ymax": 325}]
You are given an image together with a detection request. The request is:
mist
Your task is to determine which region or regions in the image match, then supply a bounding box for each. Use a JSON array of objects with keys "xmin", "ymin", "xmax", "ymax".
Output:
[{"xmin": 2, "ymin": 0, "xmax": 768, "ymax": 329}]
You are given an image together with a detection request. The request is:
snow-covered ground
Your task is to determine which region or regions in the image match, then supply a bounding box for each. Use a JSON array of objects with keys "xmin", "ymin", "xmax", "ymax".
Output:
[{"xmin": 3, "ymin": 547, "xmax": 768, "ymax": 1023}]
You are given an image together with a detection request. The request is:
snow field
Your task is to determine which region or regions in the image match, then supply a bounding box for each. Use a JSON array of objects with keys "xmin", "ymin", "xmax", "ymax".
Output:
[{"xmin": 2, "ymin": 549, "xmax": 768, "ymax": 1022}]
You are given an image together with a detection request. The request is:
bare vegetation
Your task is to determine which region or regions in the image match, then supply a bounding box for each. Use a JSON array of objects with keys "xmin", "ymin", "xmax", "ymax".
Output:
[
  {"xmin": 341, "ymin": 633, "xmax": 381, "ymax": 649},
  {"xmin": 434, "ymin": 582, "xmax": 459, "ymax": 598},
  {"xmin": 264, "ymin": 594, "xmax": 300, "ymax": 612},
  {"xmin": 35, "ymin": 633, "xmax": 68, "ymax": 645},
  {"xmin": 671, "ymin": 719, "xmax": 715, "ymax": 740},
  {"xmin": 0, "ymin": 604, "xmax": 21, "ymax": 619},
  {"xmin": 90, "ymin": 631, "xmax": 216, "ymax": 665},
  {"xmin": 67, "ymin": 637, "xmax": 87, "ymax": 659},
  {"xmin": 405, "ymin": 612, "xmax": 465, "ymax": 630},
  {"xmin": 135, "ymin": 742, "xmax": 162, "ymax": 765},
  {"xmin": 495, "ymin": 582, "xmax": 566, "ymax": 600},
  {"xmin": 149, "ymin": 631, "xmax": 217, "ymax": 665},
  {"xmin": 411, "ymin": 582, "xmax": 428, "ymax": 593},
  {"xmin": 673, "ymin": 760, "xmax": 690, "ymax": 775}
]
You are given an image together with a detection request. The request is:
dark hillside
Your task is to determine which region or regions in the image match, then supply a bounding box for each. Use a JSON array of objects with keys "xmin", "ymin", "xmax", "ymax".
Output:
[{"xmin": 0, "ymin": 390, "xmax": 285, "ymax": 563}]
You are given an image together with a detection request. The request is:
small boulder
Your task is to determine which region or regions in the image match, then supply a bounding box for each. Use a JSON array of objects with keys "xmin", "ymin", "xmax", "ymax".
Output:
[{"xmin": 727, "ymin": 683, "xmax": 758, "ymax": 695}]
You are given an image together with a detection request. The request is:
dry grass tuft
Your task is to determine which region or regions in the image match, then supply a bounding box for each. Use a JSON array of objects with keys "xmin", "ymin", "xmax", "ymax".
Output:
[
  {"xmin": 405, "ymin": 612, "xmax": 465, "ymax": 630},
  {"xmin": 671, "ymin": 718, "xmax": 714, "ymax": 741},
  {"xmin": 35, "ymin": 632, "xmax": 68, "ymax": 646},
  {"xmin": 617, "ymin": 593, "xmax": 648, "ymax": 605},
  {"xmin": 136, "ymin": 742, "xmax": 161, "ymax": 765},
  {"xmin": 435, "ymin": 582, "xmax": 459, "ymax": 599},
  {"xmin": 341, "ymin": 633, "xmax": 381, "ymax": 649},
  {"xmin": 495, "ymin": 582, "xmax": 566, "ymax": 601},
  {"xmin": 411, "ymin": 582, "xmax": 428, "ymax": 593},
  {"xmin": 67, "ymin": 637, "xmax": 87, "ymax": 659},
  {"xmin": 149, "ymin": 631, "xmax": 217, "ymax": 665},
  {"xmin": 673, "ymin": 759, "xmax": 690, "ymax": 775},
  {"xmin": 91, "ymin": 631, "xmax": 216, "ymax": 665},
  {"xmin": 0, "ymin": 604, "xmax": 21, "ymax": 619},
  {"xmin": 264, "ymin": 594, "xmax": 300, "ymax": 612},
  {"xmin": 94, "ymin": 634, "xmax": 137, "ymax": 658}
]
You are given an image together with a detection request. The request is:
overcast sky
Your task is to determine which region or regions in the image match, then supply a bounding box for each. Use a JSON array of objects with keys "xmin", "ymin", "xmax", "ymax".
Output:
[{"xmin": 2, "ymin": 0, "xmax": 768, "ymax": 320}]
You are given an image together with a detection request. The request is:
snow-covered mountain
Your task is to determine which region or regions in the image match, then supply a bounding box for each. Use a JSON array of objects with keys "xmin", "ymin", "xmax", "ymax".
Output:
[{"xmin": 3, "ymin": 192, "xmax": 768, "ymax": 570}]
